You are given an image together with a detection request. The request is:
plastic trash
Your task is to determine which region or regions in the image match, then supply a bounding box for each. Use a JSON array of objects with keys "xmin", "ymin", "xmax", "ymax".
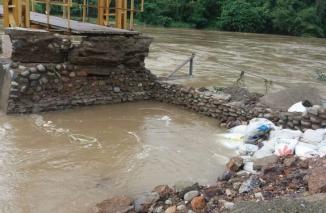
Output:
[
  {"xmin": 229, "ymin": 125, "xmax": 247, "ymax": 135},
  {"xmin": 288, "ymin": 102, "xmax": 307, "ymax": 113},
  {"xmin": 159, "ymin": 116, "xmax": 171, "ymax": 121},
  {"xmin": 274, "ymin": 138, "xmax": 298, "ymax": 156},
  {"xmin": 301, "ymin": 129, "xmax": 326, "ymax": 144},
  {"xmin": 253, "ymin": 146, "xmax": 274, "ymax": 159},
  {"xmin": 295, "ymin": 142, "xmax": 318, "ymax": 158},
  {"xmin": 253, "ymin": 139, "xmax": 277, "ymax": 158},
  {"xmin": 269, "ymin": 129, "xmax": 303, "ymax": 141},
  {"xmin": 244, "ymin": 118, "xmax": 275, "ymax": 144},
  {"xmin": 69, "ymin": 134, "xmax": 97, "ymax": 144},
  {"xmin": 318, "ymin": 146, "xmax": 326, "ymax": 157},
  {"xmin": 243, "ymin": 162, "xmax": 255, "ymax": 172},
  {"xmin": 218, "ymin": 133, "xmax": 244, "ymax": 150},
  {"xmin": 239, "ymin": 143, "xmax": 259, "ymax": 156}
]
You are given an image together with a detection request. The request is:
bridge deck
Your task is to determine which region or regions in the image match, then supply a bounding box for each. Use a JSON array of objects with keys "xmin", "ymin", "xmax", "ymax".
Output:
[{"xmin": 0, "ymin": 5, "xmax": 138, "ymax": 35}]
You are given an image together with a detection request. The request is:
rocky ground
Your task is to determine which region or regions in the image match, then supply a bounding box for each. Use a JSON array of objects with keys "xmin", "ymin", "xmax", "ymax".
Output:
[{"xmin": 91, "ymin": 156, "xmax": 326, "ymax": 213}]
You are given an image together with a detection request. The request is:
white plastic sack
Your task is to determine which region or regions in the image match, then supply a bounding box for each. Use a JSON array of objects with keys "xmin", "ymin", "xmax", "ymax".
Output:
[
  {"xmin": 244, "ymin": 118, "xmax": 275, "ymax": 144},
  {"xmin": 239, "ymin": 143, "xmax": 259, "ymax": 155},
  {"xmin": 243, "ymin": 162, "xmax": 255, "ymax": 172},
  {"xmin": 274, "ymin": 138, "xmax": 298, "ymax": 156},
  {"xmin": 269, "ymin": 129, "xmax": 303, "ymax": 141},
  {"xmin": 262, "ymin": 140, "xmax": 277, "ymax": 151},
  {"xmin": 295, "ymin": 142, "xmax": 318, "ymax": 158},
  {"xmin": 217, "ymin": 133, "xmax": 244, "ymax": 150},
  {"xmin": 318, "ymin": 146, "xmax": 326, "ymax": 157},
  {"xmin": 288, "ymin": 102, "xmax": 307, "ymax": 113},
  {"xmin": 301, "ymin": 129, "xmax": 326, "ymax": 144},
  {"xmin": 229, "ymin": 125, "xmax": 247, "ymax": 135},
  {"xmin": 253, "ymin": 146, "xmax": 275, "ymax": 159}
]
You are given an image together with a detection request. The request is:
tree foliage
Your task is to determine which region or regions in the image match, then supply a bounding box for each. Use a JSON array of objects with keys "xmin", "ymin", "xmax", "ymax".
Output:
[
  {"xmin": 137, "ymin": 0, "xmax": 326, "ymax": 37},
  {"xmin": 35, "ymin": 0, "xmax": 326, "ymax": 37}
]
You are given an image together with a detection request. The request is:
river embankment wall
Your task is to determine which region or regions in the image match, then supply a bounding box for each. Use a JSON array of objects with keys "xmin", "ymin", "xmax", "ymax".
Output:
[
  {"xmin": 151, "ymin": 81, "xmax": 326, "ymax": 131},
  {"xmin": 0, "ymin": 28, "xmax": 325, "ymax": 131}
]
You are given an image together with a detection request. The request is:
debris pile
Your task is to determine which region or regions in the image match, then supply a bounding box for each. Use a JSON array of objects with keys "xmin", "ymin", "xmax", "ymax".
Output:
[
  {"xmin": 92, "ymin": 156, "xmax": 326, "ymax": 213},
  {"xmin": 219, "ymin": 117, "xmax": 326, "ymax": 164}
]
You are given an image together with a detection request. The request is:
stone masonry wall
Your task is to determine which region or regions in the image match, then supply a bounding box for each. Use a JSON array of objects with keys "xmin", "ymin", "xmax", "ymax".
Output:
[
  {"xmin": 151, "ymin": 82, "xmax": 326, "ymax": 131},
  {"xmin": 5, "ymin": 62, "xmax": 155, "ymax": 113},
  {"xmin": 2, "ymin": 28, "xmax": 155, "ymax": 113}
]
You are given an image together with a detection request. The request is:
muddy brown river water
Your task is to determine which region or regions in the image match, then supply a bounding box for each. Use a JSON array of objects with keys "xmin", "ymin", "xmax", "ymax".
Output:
[{"xmin": 0, "ymin": 24, "xmax": 326, "ymax": 212}]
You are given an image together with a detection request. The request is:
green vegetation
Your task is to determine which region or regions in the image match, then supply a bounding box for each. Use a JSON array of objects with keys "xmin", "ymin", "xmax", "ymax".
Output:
[
  {"xmin": 136, "ymin": 0, "xmax": 326, "ymax": 37},
  {"xmin": 5, "ymin": 0, "xmax": 324, "ymax": 37}
]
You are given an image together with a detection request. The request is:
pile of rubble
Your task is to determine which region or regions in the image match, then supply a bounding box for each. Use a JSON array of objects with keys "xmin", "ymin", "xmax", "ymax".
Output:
[
  {"xmin": 92, "ymin": 115, "xmax": 326, "ymax": 213},
  {"xmin": 92, "ymin": 156, "xmax": 326, "ymax": 213}
]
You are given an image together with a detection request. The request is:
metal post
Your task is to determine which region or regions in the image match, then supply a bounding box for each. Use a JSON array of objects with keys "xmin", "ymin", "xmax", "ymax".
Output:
[
  {"xmin": 82, "ymin": 0, "xmax": 86, "ymax": 22},
  {"xmin": 189, "ymin": 53, "xmax": 195, "ymax": 76},
  {"xmin": 67, "ymin": 0, "xmax": 71, "ymax": 31},
  {"xmin": 46, "ymin": 0, "xmax": 50, "ymax": 29},
  {"xmin": 130, "ymin": 0, "xmax": 134, "ymax": 30},
  {"xmin": 23, "ymin": 0, "xmax": 30, "ymax": 27},
  {"xmin": 3, "ymin": 0, "xmax": 10, "ymax": 27},
  {"xmin": 123, "ymin": 0, "xmax": 127, "ymax": 29},
  {"xmin": 31, "ymin": 0, "xmax": 35, "ymax": 12},
  {"xmin": 97, "ymin": 0, "xmax": 104, "ymax": 25}
]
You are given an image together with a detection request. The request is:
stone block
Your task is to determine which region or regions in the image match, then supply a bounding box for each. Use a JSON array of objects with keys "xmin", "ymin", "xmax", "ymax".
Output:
[
  {"xmin": 69, "ymin": 35, "xmax": 152, "ymax": 66},
  {"xmin": 6, "ymin": 28, "xmax": 70, "ymax": 63}
]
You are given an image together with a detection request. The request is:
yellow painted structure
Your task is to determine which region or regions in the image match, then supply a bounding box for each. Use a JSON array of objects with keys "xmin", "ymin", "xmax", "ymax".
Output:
[{"xmin": 2, "ymin": 0, "xmax": 144, "ymax": 30}]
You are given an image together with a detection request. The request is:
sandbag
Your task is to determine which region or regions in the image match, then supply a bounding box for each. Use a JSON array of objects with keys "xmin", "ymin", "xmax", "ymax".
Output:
[
  {"xmin": 244, "ymin": 118, "xmax": 275, "ymax": 144},
  {"xmin": 238, "ymin": 143, "xmax": 259, "ymax": 156},
  {"xmin": 253, "ymin": 149, "xmax": 274, "ymax": 159},
  {"xmin": 274, "ymin": 138, "xmax": 298, "ymax": 156},
  {"xmin": 269, "ymin": 129, "xmax": 303, "ymax": 141},
  {"xmin": 295, "ymin": 142, "xmax": 318, "ymax": 158},
  {"xmin": 318, "ymin": 146, "xmax": 326, "ymax": 157},
  {"xmin": 301, "ymin": 129, "xmax": 326, "ymax": 144},
  {"xmin": 254, "ymin": 140, "xmax": 277, "ymax": 158},
  {"xmin": 288, "ymin": 102, "xmax": 307, "ymax": 113}
]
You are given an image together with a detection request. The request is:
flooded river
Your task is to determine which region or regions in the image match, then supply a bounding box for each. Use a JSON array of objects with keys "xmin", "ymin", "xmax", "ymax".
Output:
[
  {"xmin": 141, "ymin": 27, "xmax": 326, "ymax": 97},
  {"xmin": 0, "ymin": 102, "xmax": 232, "ymax": 212},
  {"xmin": 1, "ymin": 23, "xmax": 326, "ymax": 212}
]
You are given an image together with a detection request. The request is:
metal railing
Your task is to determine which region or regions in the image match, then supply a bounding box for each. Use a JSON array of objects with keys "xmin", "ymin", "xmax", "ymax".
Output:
[{"xmin": 3, "ymin": 0, "xmax": 145, "ymax": 30}]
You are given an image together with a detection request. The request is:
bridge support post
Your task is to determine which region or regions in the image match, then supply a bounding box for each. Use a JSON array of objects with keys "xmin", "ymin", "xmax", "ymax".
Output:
[
  {"xmin": 3, "ymin": 0, "xmax": 30, "ymax": 27},
  {"xmin": 97, "ymin": 0, "xmax": 104, "ymax": 25}
]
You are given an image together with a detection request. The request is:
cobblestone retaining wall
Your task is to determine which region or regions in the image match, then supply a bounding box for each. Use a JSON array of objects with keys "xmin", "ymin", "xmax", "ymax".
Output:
[
  {"xmin": 151, "ymin": 82, "xmax": 326, "ymax": 131},
  {"xmin": 1, "ymin": 28, "xmax": 155, "ymax": 113}
]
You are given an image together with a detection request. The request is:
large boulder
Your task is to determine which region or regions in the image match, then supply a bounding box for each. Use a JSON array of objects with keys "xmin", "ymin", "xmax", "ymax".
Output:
[{"xmin": 226, "ymin": 157, "xmax": 244, "ymax": 172}]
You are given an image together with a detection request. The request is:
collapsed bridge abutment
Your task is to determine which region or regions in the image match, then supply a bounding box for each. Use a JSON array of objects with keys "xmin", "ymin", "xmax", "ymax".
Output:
[{"xmin": 0, "ymin": 28, "xmax": 156, "ymax": 113}]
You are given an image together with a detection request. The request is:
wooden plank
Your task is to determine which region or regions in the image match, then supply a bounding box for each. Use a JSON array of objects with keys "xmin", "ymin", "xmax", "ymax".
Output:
[{"xmin": 29, "ymin": 11, "xmax": 139, "ymax": 35}]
